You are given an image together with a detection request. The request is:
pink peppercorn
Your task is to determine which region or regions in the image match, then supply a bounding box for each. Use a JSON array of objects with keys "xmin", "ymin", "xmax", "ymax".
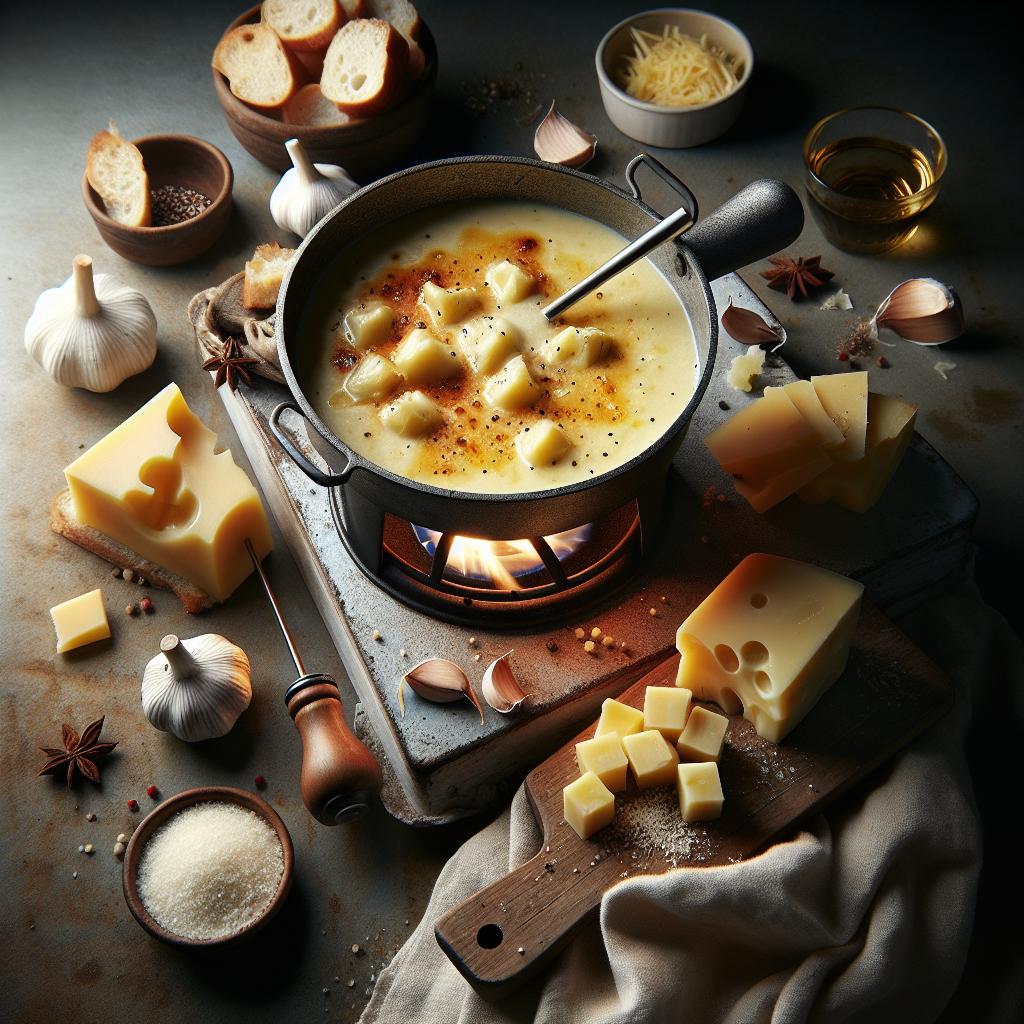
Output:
[
  {"xmin": 127, "ymin": 799, "xmax": 139, "ymax": 812},
  {"xmin": 140, "ymin": 597, "xmax": 154, "ymax": 614},
  {"xmin": 254, "ymin": 775, "xmax": 266, "ymax": 788},
  {"xmin": 837, "ymin": 351, "xmax": 850, "ymax": 362},
  {"xmin": 146, "ymin": 785, "xmax": 158, "ymax": 799}
]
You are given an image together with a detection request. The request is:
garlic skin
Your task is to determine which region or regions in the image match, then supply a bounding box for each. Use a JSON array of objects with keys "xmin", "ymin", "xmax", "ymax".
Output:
[
  {"xmin": 141, "ymin": 634, "xmax": 252, "ymax": 742},
  {"xmin": 534, "ymin": 102, "xmax": 597, "ymax": 168},
  {"xmin": 398, "ymin": 658, "xmax": 484, "ymax": 722},
  {"xmin": 720, "ymin": 302, "xmax": 786, "ymax": 348},
  {"xmin": 481, "ymin": 652, "xmax": 528, "ymax": 714},
  {"xmin": 24, "ymin": 255, "xmax": 156, "ymax": 392},
  {"xmin": 872, "ymin": 278, "xmax": 965, "ymax": 345},
  {"xmin": 270, "ymin": 138, "xmax": 358, "ymax": 238}
]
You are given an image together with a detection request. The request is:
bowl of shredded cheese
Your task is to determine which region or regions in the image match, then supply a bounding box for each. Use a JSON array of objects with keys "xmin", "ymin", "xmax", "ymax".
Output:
[{"xmin": 596, "ymin": 8, "xmax": 753, "ymax": 148}]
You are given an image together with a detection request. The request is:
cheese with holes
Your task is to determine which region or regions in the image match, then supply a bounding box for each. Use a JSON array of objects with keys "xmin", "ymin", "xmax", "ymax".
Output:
[
  {"xmin": 485, "ymin": 260, "xmax": 534, "ymax": 303},
  {"xmin": 459, "ymin": 316, "xmax": 521, "ymax": 375},
  {"xmin": 575, "ymin": 733, "xmax": 628, "ymax": 792},
  {"xmin": 677, "ymin": 762, "xmax": 724, "ymax": 821},
  {"xmin": 64, "ymin": 384, "xmax": 273, "ymax": 603},
  {"xmin": 674, "ymin": 554, "xmax": 863, "ymax": 742},
  {"xmin": 420, "ymin": 281, "xmax": 480, "ymax": 327},
  {"xmin": 341, "ymin": 353, "xmax": 403, "ymax": 402},
  {"xmin": 516, "ymin": 420, "xmax": 572, "ymax": 468},
  {"xmin": 811, "ymin": 371, "xmax": 868, "ymax": 462},
  {"xmin": 380, "ymin": 390, "xmax": 444, "ymax": 438},
  {"xmin": 392, "ymin": 329, "xmax": 462, "ymax": 386},
  {"xmin": 623, "ymin": 729, "xmax": 679, "ymax": 789},
  {"xmin": 563, "ymin": 770, "xmax": 615, "ymax": 839},
  {"xmin": 343, "ymin": 302, "xmax": 395, "ymax": 350},
  {"xmin": 540, "ymin": 326, "xmax": 612, "ymax": 368},
  {"xmin": 643, "ymin": 685, "xmax": 692, "ymax": 742},
  {"xmin": 594, "ymin": 698, "xmax": 645, "ymax": 740},
  {"xmin": 799, "ymin": 392, "xmax": 917, "ymax": 512},
  {"xmin": 50, "ymin": 589, "xmax": 110, "ymax": 653},
  {"xmin": 483, "ymin": 355, "xmax": 537, "ymax": 410},
  {"xmin": 676, "ymin": 705, "xmax": 728, "ymax": 762}
]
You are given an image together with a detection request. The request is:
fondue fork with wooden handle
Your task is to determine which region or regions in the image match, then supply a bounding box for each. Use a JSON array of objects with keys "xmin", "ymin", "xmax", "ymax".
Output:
[{"xmin": 246, "ymin": 540, "xmax": 382, "ymax": 825}]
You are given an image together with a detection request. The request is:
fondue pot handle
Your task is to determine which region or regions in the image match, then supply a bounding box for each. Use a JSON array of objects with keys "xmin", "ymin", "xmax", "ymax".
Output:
[
  {"xmin": 625, "ymin": 153, "xmax": 699, "ymax": 223},
  {"xmin": 269, "ymin": 401, "xmax": 353, "ymax": 486},
  {"xmin": 679, "ymin": 178, "xmax": 805, "ymax": 283}
]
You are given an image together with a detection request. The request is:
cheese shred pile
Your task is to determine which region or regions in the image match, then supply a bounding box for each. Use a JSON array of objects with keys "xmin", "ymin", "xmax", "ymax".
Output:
[{"xmin": 621, "ymin": 26, "xmax": 743, "ymax": 108}]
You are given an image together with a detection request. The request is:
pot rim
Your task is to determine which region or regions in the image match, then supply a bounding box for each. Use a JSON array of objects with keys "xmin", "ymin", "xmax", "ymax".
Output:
[{"xmin": 276, "ymin": 154, "xmax": 718, "ymax": 507}]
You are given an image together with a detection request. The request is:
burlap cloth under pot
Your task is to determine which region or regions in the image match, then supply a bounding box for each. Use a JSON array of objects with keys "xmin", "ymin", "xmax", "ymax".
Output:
[{"xmin": 360, "ymin": 579, "xmax": 1018, "ymax": 1024}]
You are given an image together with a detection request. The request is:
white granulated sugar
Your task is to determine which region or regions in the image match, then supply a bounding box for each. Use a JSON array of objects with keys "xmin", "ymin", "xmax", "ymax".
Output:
[{"xmin": 137, "ymin": 802, "xmax": 284, "ymax": 941}]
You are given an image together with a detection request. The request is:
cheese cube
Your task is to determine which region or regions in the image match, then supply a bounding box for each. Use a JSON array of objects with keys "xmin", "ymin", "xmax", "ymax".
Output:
[
  {"xmin": 733, "ymin": 448, "xmax": 833, "ymax": 513},
  {"xmin": 811, "ymin": 372, "xmax": 868, "ymax": 462},
  {"xmin": 677, "ymin": 762, "xmax": 724, "ymax": 822},
  {"xmin": 775, "ymin": 380, "xmax": 845, "ymax": 448},
  {"xmin": 726, "ymin": 347, "xmax": 766, "ymax": 392},
  {"xmin": 64, "ymin": 384, "xmax": 272, "ymax": 603},
  {"xmin": 343, "ymin": 301, "xmax": 395, "ymax": 350},
  {"xmin": 539, "ymin": 326, "xmax": 612, "ymax": 368},
  {"xmin": 421, "ymin": 281, "xmax": 480, "ymax": 327},
  {"xmin": 392, "ymin": 329, "xmax": 462, "ymax": 386},
  {"xmin": 676, "ymin": 705, "xmax": 729, "ymax": 762},
  {"xmin": 594, "ymin": 698, "xmax": 645, "ymax": 740},
  {"xmin": 563, "ymin": 770, "xmax": 615, "ymax": 839},
  {"xmin": 516, "ymin": 420, "xmax": 572, "ymax": 468},
  {"xmin": 622, "ymin": 729, "xmax": 679, "ymax": 789},
  {"xmin": 380, "ymin": 390, "xmax": 444, "ymax": 438},
  {"xmin": 485, "ymin": 260, "xmax": 534, "ymax": 304},
  {"xmin": 799, "ymin": 392, "xmax": 917, "ymax": 512},
  {"xmin": 575, "ymin": 733, "xmax": 628, "ymax": 792},
  {"xmin": 642, "ymin": 685, "xmax": 693, "ymax": 742},
  {"xmin": 675, "ymin": 554, "xmax": 863, "ymax": 742},
  {"xmin": 50, "ymin": 589, "xmax": 110, "ymax": 653},
  {"xmin": 459, "ymin": 316, "xmax": 522, "ymax": 375},
  {"xmin": 483, "ymin": 355, "xmax": 537, "ymax": 410},
  {"xmin": 342, "ymin": 353, "xmax": 404, "ymax": 402}
]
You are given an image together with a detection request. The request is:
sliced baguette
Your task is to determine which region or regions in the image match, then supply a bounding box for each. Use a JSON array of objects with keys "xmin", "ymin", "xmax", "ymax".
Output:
[
  {"xmin": 213, "ymin": 23, "xmax": 305, "ymax": 111},
  {"xmin": 295, "ymin": 48, "xmax": 328, "ymax": 79},
  {"xmin": 261, "ymin": 0, "xmax": 341, "ymax": 52},
  {"xmin": 364, "ymin": 0, "xmax": 421, "ymax": 42},
  {"xmin": 283, "ymin": 84, "xmax": 351, "ymax": 126},
  {"xmin": 339, "ymin": 0, "xmax": 365, "ymax": 17},
  {"xmin": 243, "ymin": 242, "xmax": 296, "ymax": 310},
  {"xmin": 85, "ymin": 123, "xmax": 151, "ymax": 227},
  {"xmin": 321, "ymin": 18, "xmax": 409, "ymax": 117},
  {"xmin": 51, "ymin": 491, "xmax": 214, "ymax": 613}
]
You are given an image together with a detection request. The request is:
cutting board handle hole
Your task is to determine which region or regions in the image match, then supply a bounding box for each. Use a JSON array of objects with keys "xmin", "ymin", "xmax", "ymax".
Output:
[{"xmin": 476, "ymin": 923, "xmax": 504, "ymax": 949}]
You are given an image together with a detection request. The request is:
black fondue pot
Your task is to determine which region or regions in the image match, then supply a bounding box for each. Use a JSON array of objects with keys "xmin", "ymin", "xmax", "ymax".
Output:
[{"xmin": 272, "ymin": 154, "xmax": 802, "ymax": 540}]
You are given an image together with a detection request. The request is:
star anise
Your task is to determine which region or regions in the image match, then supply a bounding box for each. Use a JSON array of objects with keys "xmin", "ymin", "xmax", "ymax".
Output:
[
  {"xmin": 203, "ymin": 336, "xmax": 260, "ymax": 391},
  {"xmin": 38, "ymin": 716, "xmax": 118, "ymax": 786},
  {"xmin": 761, "ymin": 255, "xmax": 834, "ymax": 300}
]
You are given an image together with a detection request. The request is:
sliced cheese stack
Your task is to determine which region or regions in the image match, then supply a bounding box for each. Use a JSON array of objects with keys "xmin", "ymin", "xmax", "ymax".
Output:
[{"xmin": 706, "ymin": 372, "xmax": 917, "ymax": 513}]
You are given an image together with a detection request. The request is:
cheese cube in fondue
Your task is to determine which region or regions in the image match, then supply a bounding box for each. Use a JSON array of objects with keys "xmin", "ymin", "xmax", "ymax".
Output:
[
  {"xmin": 575, "ymin": 733, "xmax": 628, "ymax": 792},
  {"xmin": 516, "ymin": 420, "xmax": 572, "ymax": 468},
  {"xmin": 459, "ymin": 316, "xmax": 522, "ymax": 375},
  {"xmin": 594, "ymin": 698, "xmax": 645, "ymax": 740},
  {"xmin": 420, "ymin": 281, "xmax": 480, "ymax": 327},
  {"xmin": 380, "ymin": 390, "xmax": 444, "ymax": 438},
  {"xmin": 392, "ymin": 329, "xmax": 462, "ymax": 386},
  {"xmin": 677, "ymin": 762, "xmax": 724, "ymax": 822},
  {"xmin": 811, "ymin": 371, "xmax": 868, "ymax": 462},
  {"xmin": 342, "ymin": 353, "xmax": 403, "ymax": 402},
  {"xmin": 540, "ymin": 326, "xmax": 612, "ymax": 368},
  {"xmin": 674, "ymin": 554, "xmax": 863, "ymax": 742},
  {"xmin": 485, "ymin": 260, "xmax": 535, "ymax": 303},
  {"xmin": 483, "ymin": 355, "xmax": 537, "ymax": 410},
  {"xmin": 622, "ymin": 730, "xmax": 679, "ymax": 789},
  {"xmin": 563, "ymin": 771, "xmax": 615, "ymax": 839},
  {"xmin": 343, "ymin": 301, "xmax": 395, "ymax": 350}
]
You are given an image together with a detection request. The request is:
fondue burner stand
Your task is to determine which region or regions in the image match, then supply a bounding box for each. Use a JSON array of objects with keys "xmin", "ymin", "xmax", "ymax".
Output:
[{"xmin": 221, "ymin": 274, "xmax": 976, "ymax": 824}]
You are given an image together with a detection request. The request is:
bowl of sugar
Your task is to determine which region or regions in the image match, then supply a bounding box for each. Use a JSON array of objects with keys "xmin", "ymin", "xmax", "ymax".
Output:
[{"xmin": 123, "ymin": 786, "xmax": 293, "ymax": 947}]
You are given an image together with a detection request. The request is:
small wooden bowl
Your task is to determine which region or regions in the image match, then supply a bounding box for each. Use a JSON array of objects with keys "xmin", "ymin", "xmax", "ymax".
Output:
[
  {"xmin": 82, "ymin": 134, "xmax": 233, "ymax": 266},
  {"xmin": 122, "ymin": 786, "xmax": 293, "ymax": 948},
  {"xmin": 212, "ymin": 6, "xmax": 438, "ymax": 174}
]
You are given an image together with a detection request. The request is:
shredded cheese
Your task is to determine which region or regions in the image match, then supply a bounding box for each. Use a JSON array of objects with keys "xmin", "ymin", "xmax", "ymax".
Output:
[{"xmin": 621, "ymin": 26, "xmax": 743, "ymax": 108}]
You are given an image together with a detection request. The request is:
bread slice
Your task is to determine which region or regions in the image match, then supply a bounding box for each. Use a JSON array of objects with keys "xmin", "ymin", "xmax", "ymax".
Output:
[
  {"xmin": 364, "ymin": 0, "xmax": 421, "ymax": 42},
  {"xmin": 321, "ymin": 18, "xmax": 409, "ymax": 117},
  {"xmin": 243, "ymin": 242, "xmax": 295, "ymax": 310},
  {"xmin": 283, "ymin": 83, "xmax": 351, "ymax": 126},
  {"xmin": 85, "ymin": 123, "xmax": 151, "ymax": 227},
  {"xmin": 261, "ymin": 0, "xmax": 341, "ymax": 52},
  {"xmin": 51, "ymin": 491, "xmax": 214, "ymax": 614},
  {"xmin": 213, "ymin": 23, "xmax": 305, "ymax": 111},
  {"xmin": 339, "ymin": 0, "xmax": 365, "ymax": 17}
]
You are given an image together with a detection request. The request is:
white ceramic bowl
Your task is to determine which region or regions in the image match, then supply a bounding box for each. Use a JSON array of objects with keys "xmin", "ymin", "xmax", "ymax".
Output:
[{"xmin": 595, "ymin": 8, "xmax": 754, "ymax": 148}]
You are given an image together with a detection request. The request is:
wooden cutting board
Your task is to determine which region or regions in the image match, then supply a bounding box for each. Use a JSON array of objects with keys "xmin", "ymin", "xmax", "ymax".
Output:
[{"xmin": 434, "ymin": 601, "xmax": 952, "ymax": 1000}]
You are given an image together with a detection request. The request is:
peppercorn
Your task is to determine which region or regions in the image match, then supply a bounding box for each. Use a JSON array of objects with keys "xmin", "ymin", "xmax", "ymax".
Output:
[
  {"xmin": 837, "ymin": 351, "xmax": 850, "ymax": 362},
  {"xmin": 146, "ymin": 785, "xmax": 158, "ymax": 799},
  {"xmin": 140, "ymin": 596, "xmax": 153, "ymax": 614},
  {"xmin": 127, "ymin": 799, "xmax": 138, "ymax": 812},
  {"xmin": 254, "ymin": 775, "xmax": 266, "ymax": 788},
  {"xmin": 876, "ymin": 355, "xmax": 890, "ymax": 368}
]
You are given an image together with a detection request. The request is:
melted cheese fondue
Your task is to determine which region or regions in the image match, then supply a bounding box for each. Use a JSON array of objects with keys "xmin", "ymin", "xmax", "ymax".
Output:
[{"xmin": 299, "ymin": 200, "xmax": 697, "ymax": 494}]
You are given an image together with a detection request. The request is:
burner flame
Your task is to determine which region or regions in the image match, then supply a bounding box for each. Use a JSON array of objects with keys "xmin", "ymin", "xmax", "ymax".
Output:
[{"xmin": 413, "ymin": 524, "xmax": 592, "ymax": 590}]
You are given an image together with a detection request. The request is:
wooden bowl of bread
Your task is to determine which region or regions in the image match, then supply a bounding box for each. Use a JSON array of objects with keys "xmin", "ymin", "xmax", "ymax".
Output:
[
  {"xmin": 212, "ymin": 1, "xmax": 437, "ymax": 175},
  {"xmin": 82, "ymin": 132, "xmax": 233, "ymax": 266}
]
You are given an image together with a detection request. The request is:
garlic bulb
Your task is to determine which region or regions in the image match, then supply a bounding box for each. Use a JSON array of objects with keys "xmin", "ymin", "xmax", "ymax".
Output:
[
  {"xmin": 398, "ymin": 658, "xmax": 483, "ymax": 722},
  {"xmin": 24, "ymin": 255, "xmax": 157, "ymax": 392},
  {"xmin": 871, "ymin": 278, "xmax": 965, "ymax": 344},
  {"xmin": 141, "ymin": 634, "xmax": 251, "ymax": 742},
  {"xmin": 534, "ymin": 102, "xmax": 597, "ymax": 168},
  {"xmin": 481, "ymin": 652, "xmax": 528, "ymax": 714},
  {"xmin": 270, "ymin": 138, "xmax": 358, "ymax": 238}
]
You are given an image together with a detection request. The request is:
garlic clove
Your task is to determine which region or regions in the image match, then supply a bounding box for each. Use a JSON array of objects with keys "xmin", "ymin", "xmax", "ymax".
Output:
[
  {"xmin": 872, "ymin": 278, "xmax": 965, "ymax": 345},
  {"xmin": 534, "ymin": 102, "xmax": 597, "ymax": 169},
  {"xmin": 398, "ymin": 658, "xmax": 484, "ymax": 722},
  {"xmin": 481, "ymin": 651, "xmax": 529, "ymax": 714},
  {"xmin": 720, "ymin": 302, "xmax": 786, "ymax": 348},
  {"xmin": 269, "ymin": 137, "xmax": 359, "ymax": 238}
]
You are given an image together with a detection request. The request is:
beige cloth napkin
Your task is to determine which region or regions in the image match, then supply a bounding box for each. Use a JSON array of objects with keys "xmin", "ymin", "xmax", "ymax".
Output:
[{"xmin": 361, "ymin": 581, "xmax": 1006, "ymax": 1024}]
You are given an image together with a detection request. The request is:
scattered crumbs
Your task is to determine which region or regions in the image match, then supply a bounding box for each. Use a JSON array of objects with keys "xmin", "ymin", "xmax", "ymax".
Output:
[
  {"xmin": 574, "ymin": 628, "xmax": 586, "ymax": 640},
  {"xmin": 347, "ymin": 980, "xmax": 355, "ymax": 988},
  {"xmin": 399, "ymin": 648, "xmax": 407, "ymax": 658},
  {"xmin": 583, "ymin": 640, "xmax": 596, "ymax": 654},
  {"xmin": 72, "ymin": 871, "xmax": 78, "ymax": 879},
  {"xmin": 468, "ymin": 637, "xmax": 479, "ymax": 648},
  {"xmin": 934, "ymin": 361, "xmax": 957, "ymax": 381},
  {"xmin": 590, "ymin": 627, "xmax": 602, "ymax": 640},
  {"xmin": 648, "ymin": 607, "xmax": 657, "ymax": 617},
  {"xmin": 85, "ymin": 813, "xmax": 96, "ymax": 822},
  {"xmin": 371, "ymin": 630, "xmax": 382, "ymax": 642},
  {"xmin": 606, "ymin": 787, "xmax": 712, "ymax": 868},
  {"xmin": 546, "ymin": 640, "xmax": 558, "ymax": 653},
  {"xmin": 517, "ymin": 946, "xmax": 525, "ymax": 955},
  {"xmin": 573, "ymin": 867, "xmax": 579, "ymax": 874},
  {"xmin": 351, "ymin": 944, "xmax": 361, "ymax": 954}
]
